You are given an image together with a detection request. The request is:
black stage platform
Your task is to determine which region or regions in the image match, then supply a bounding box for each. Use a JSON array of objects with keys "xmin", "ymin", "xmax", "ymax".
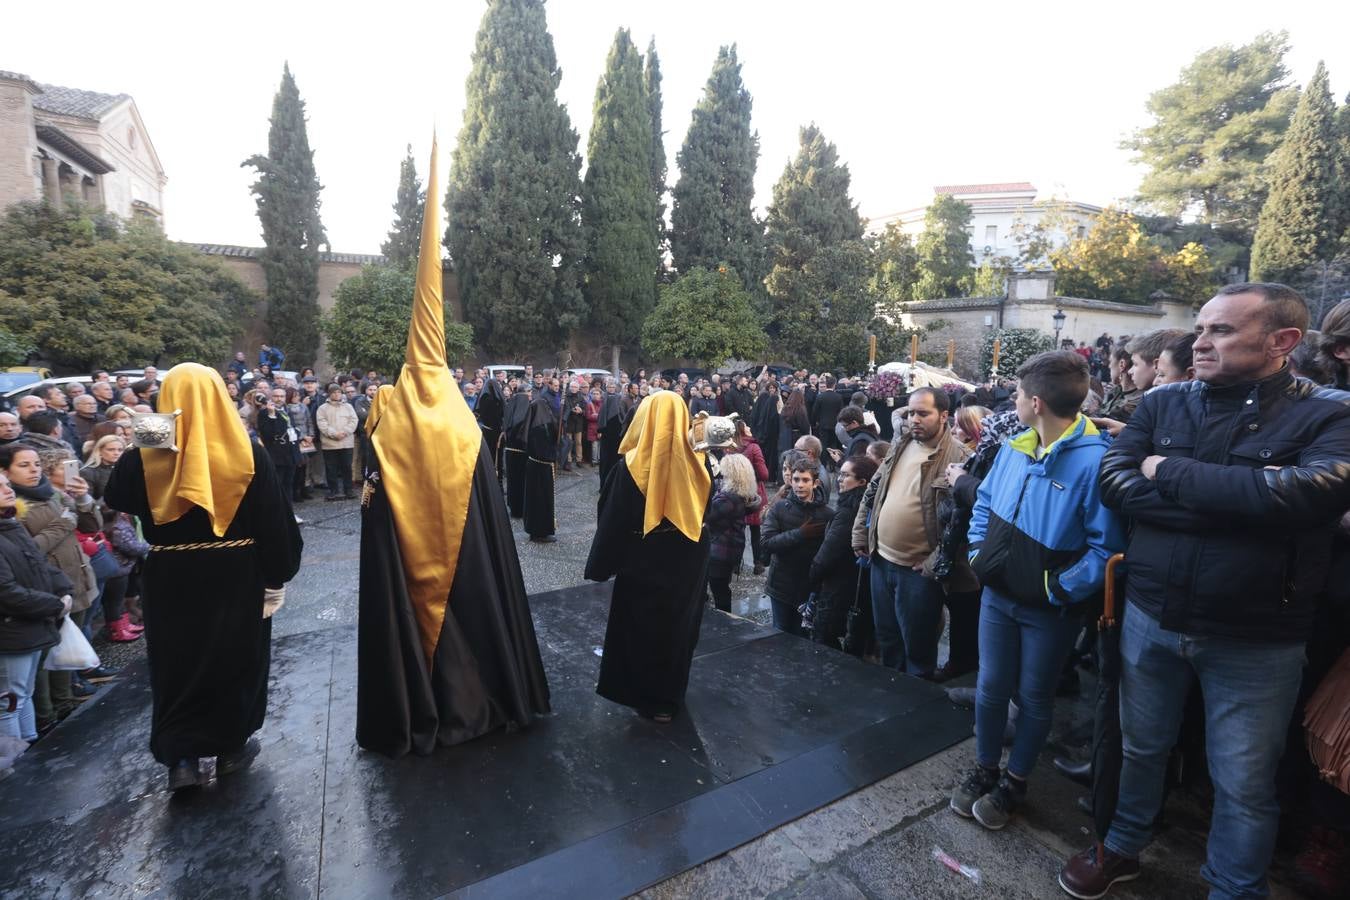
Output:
[{"xmin": 0, "ymin": 583, "xmax": 972, "ymax": 899}]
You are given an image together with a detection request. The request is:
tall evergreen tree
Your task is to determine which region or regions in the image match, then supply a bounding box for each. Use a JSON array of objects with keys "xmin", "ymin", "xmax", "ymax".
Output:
[
  {"xmin": 670, "ymin": 45, "xmax": 764, "ymax": 300},
  {"xmin": 445, "ymin": 0, "xmax": 584, "ymax": 356},
  {"xmin": 582, "ymin": 28, "xmax": 657, "ymax": 345},
  {"xmin": 1250, "ymin": 62, "xmax": 1340, "ymax": 283},
  {"xmin": 644, "ymin": 37, "xmax": 669, "ymax": 280},
  {"xmin": 911, "ymin": 195, "xmax": 974, "ymax": 300},
  {"xmin": 381, "ymin": 145, "xmax": 424, "ymax": 267},
  {"xmin": 1124, "ymin": 31, "xmax": 1296, "ymax": 245},
  {"xmin": 763, "ymin": 125, "xmax": 865, "ymax": 359},
  {"xmin": 243, "ymin": 63, "xmax": 327, "ymax": 363},
  {"xmin": 1335, "ymin": 92, "xmax": 1350, "ymax": 248}
]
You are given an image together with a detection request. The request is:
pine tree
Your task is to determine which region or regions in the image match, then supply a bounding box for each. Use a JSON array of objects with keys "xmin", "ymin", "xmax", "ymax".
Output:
[
  {"xmin": 1335, "ymin": 92, "xmax": 1350, "ymax": 249},
  {"xmin": 763, "ymin": 124, "xmax": 865, "ymax": 360},
  {"xmin": 381, "ymin": 145, "xmax": 424, "ymax": 267},
  {"xmin": 670, "ymin": 46, "xmax": 764, "ymax": 300},
  {"xmin": 243, "ymin": 63, "xmax": 327, "ymax": 364},
  {"xmin": 644, "ymin": 37, "xmax": 669, "ymax": 281},
  {"xmin": 912, "ymin": 195, "xmax": 974, "ymax": 300},
  {"xmin": 582, "ymin": 28, "xmax": 657, "ymax": 346},
  {"xmin": 445, "ymin": 0, "xmax": 584, "ymax": 357},
  {"xmin": 1250, "ymin": 62, "xmax": 1340, "ymax": 283}
]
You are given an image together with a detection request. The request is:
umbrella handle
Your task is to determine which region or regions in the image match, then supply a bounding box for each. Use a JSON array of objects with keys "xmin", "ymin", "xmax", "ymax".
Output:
[{"xmin": 1099, "ymin": 553, "xmax": 1125, "ymax": 630}]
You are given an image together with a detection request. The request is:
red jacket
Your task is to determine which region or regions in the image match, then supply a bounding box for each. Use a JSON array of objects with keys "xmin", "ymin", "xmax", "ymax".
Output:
[
  {"xmin": 732, "ymin": 437, "xmax": 770, "ymax": 526},
  {"xmin": 585, "ymin": 400, "xmax": 601, "ymax": 443}
]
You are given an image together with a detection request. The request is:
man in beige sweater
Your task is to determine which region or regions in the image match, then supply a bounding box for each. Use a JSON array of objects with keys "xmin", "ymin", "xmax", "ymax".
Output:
[
  {"xmin": 315, "ymin": 384, "xmax": 358, "ymax": 501},
  {"xmin": 852, "ymin": 387, "xmax": 977, "ymax": 675}
]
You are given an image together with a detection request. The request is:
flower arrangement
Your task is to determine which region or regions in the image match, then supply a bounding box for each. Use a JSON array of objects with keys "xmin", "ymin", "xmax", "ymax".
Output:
[{"xmin": 871, "ymin": 370, "xmax": 906, "ymax": 399}]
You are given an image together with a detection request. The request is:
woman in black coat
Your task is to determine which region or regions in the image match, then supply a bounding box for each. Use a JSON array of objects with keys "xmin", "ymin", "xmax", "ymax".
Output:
[
  {"xmin": 809, "ymin": 455, "xmax": 877, "ymax": 651},
  {"xmin": 0, "ymin": 467, "xmax": 74, "ymax": 744}
]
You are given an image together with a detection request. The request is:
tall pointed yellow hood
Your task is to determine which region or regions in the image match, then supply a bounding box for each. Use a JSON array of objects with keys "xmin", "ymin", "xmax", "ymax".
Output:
[{"xmin": 371, "ymin": 135, "xmax": 482, "ymax": 668}]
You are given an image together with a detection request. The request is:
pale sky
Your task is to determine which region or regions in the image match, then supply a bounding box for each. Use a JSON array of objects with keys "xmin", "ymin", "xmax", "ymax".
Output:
[{"xmin": 7, "ymin": 0, "xmax": 1348, "ymax": 254}]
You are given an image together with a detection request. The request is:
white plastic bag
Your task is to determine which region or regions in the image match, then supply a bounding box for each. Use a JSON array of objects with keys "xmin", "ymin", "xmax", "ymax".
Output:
[{"xmin": 44, "ymin": 617, "xmax": 101, "ymax": 671}]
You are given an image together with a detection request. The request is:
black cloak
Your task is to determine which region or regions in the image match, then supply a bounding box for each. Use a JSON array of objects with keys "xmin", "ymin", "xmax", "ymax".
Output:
[
  {"xmin": 501, "ymin": 393, "xmax": 531, "ymax": 516},
  {"xmin": 523, "ymin": 395, "xmax": 558, "ymax": 539}
]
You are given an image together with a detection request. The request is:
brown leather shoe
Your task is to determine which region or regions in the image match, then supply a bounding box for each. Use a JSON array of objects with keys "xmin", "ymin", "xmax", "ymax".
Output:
[{"xmin": 1058, "ymin": 843, "xmax": 1140, "ymax": 899}]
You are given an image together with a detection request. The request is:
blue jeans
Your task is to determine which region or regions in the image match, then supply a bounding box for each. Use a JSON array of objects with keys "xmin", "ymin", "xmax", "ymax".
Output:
[
  {"xmin": 768, "ymin": 596, "xmax": 805, "ymax": 637},
  {"xmin": 0, "ymin": 650, "xmax": 43, "ymax": 742},
  {"xmin": 1105, "ymin": 603, "xmax": 1305, "ymax": 900},
  {"xmin": 869, "ymin": 554, "xmax": 944, "ymax": 675},
  {"xmin": 974, "ymin": 587, "xmax": 1083, "ymax": 776}
]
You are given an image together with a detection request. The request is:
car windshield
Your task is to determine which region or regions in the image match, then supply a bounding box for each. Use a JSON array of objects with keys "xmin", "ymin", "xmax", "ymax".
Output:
[{"xmin": 0, "ymin": 372, "xmax": 42, "ymax": 393}]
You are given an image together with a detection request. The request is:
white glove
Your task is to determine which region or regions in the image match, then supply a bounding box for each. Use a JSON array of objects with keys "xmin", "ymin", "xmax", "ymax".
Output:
[{"xmin": 262, "ymin": 587, "xmax": 286, "ymax": 619}]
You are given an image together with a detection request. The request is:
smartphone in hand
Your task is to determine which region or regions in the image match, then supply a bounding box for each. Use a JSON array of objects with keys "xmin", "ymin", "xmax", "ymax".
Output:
[{"xmin": 62, "ymin": 459, "xmax": 80, "ymax": 486}]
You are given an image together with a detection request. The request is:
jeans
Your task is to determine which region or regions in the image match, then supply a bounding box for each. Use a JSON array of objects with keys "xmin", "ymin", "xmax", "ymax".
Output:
[
  {"xmin": 769, "ymin": 596, "xmax": 805, "ymax": 636},
  {"xmin": 0, "ymin": 650, "xmax": 43, "ymax": 741},
  {"xmin": 1105, "ymin": 603, "xmax": 1305, "ymax": 900},
  {"xmin": 869, "ymin": 554, "xmax": 944, "ymax": 675},
  {"xmin": 974, "ymin": 587, "xmax": 1083, "ymax": 776},
  {"xmin": 323, "ymin": 448, "xmax": 354, "ymax": 496}
]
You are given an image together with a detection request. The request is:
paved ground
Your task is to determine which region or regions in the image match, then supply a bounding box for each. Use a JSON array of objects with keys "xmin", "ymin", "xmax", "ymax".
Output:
[{"xmin": 84, "ymin": 463, "xmax": 1305, "ymax": 900}]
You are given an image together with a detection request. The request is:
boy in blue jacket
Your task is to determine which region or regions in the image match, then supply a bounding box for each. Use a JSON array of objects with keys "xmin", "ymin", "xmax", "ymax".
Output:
[{"xmin": 951, "ymin": 350, "xmax": 1126, "ymax": 830}]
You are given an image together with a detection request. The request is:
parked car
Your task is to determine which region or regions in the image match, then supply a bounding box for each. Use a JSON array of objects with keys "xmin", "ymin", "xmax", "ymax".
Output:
[
  {"xmin": 567, "ymin": 368, "xmax": 612, "ymax": 385},
  {"xmin": 660, "ymin": 367, "xmax": 709, "ymax": 384},
  {"xmin": 485, "ymin": 364, "xmax": 528, "ymax": 383},
  {"xmin": 2, "ymin": 375, "xmax": 97, "ymax": 408},
  {"xmin": 0, "ymin": 368, "xmax": 50, "ymax": 396}
]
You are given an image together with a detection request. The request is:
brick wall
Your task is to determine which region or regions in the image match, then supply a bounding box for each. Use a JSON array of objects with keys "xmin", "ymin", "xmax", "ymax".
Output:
[{"xmin": 0, "ymin": 77, "xmax": 39, "ymax": 210}]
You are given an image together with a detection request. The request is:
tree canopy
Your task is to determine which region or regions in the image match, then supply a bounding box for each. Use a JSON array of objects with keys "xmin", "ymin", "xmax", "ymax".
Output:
[
  {"xmin": 911, "ymin": 196, "xmax": 974, "ymax": 300},
  {"xmin": 0, "ymin": 201, "xmax": 258, "ymax": 372},
  {"xmin": 1250, "ymin": 62, "xmax": 1342, "ymax": 283},
  {"xmin": 1049, "ymin": 207, "xmax": 1215, "ymax": 304},
  {"xmin": 243, "ymin": 63, "xmax": 327, "ymax": 364},
  {"xmin": 320, "ymin": 265, "xmax": 472, "ymax": 376},
  {"xmin": 445, "ymin": 0, "xmax": 584, "ymax": 357},
  {"xmin": 670, "ymin": 46, "xmax": 764, "ymax": 300},
  {"xmin": 644, "ymin": 37, "xmax": 669, "ymax": 282},
  {"xmin": 641, "ymin": 266, "xmax": 765, "ymax": 369},
  {"xmin": 1123, "ymin": 31, "xmax": 1296, "ymax": 243},
  {"xmin": 582, "ymin": 28, "xmax": 658, "ymax": 347},
  {"xmin": 381, "ymin": 145, "xmax": 425, "ymax": 267}
]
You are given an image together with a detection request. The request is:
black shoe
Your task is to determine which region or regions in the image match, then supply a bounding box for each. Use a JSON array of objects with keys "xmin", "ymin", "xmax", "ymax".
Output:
[
  {"xmin": 342, "ymin": 491, "xmax": 356, "ymax": 500},
  {"xmin": 216, "ymin": 737, "xmax": 261, "ymax": 777},
  {"xmin": 168, "ymin": 759, "xmax": 201, "ymax": 791},
  {"xmin": 325, "ymin": 494, "xmax": 341, "ymax": 502},
  {"xmin": 81, "ymin": 665, "xmax": 120, "ymax": 683},
  {"xmin": 71, "ymin": 680, "xmax": 97, "ymax": 700},
  {"xmin": 529, "ymin": 535, "xmax": 558, "ymax": 543},
  {"xmin": 1054, "ymin": 756, "xmax": 1093, "ymax": 787}
]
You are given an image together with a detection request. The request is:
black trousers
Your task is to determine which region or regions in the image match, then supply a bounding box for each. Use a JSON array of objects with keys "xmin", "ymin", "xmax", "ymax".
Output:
[
  {"xmin": 324, "ymin": 448, "xmax": 353, "ymax": 496},
  {"xmin": 708, "ymin": 576, "xmax": 732, "ymax": 612}
]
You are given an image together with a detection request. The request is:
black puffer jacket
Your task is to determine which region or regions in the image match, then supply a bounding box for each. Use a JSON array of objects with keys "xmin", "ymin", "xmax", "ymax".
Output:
[
  {"xmin": 0, "ymin": 517, "xmax": 72, "ymax": 653},
  {"xmin": 761, "ymin": 488, "xmax": 833, "ymax": 607},
  {"xmin": 1100, "ymin": 369, "xmax": 1350, "ymax": 642},
  {"xmin": 810, "ymin": 483, "xmax": 863, "ymax": 607}
]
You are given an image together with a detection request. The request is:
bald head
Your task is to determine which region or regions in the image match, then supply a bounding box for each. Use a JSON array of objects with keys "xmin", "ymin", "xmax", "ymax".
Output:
[{"xmin": 16, "ymin": 395, "xmax": 46, "ymax": 420}]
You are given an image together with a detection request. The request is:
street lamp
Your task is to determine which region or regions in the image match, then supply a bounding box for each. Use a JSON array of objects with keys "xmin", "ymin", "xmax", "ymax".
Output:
[{"xmin": 1052, "ymin": 307, "xmax": 1066, "ymax": 347}]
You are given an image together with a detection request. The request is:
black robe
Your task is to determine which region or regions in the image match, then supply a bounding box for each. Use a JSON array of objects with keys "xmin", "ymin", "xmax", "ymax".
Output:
[
  {"xmin": 356, "ymin": 439, "xmax": 550, "ymax": 757},
  {"xmin": 105, "ymin": 445, "xmax": 303, "ymax": 765},
  {"xmin": 597, "ymin": 393, "xmax": 624, "ymax": 488},
  {"xmin": 501, "ymin": 394, "xmax": 531, "ymax": 515},
  {"xmin": 476, "ymin": 380, "xmax": 506, "ymax": 477},
  {"xmin": 585, "ymin": 459, "xmax": 711, "ymax": 718},
  {"xmin": 523, "ymin": 396, "xmax": 558, "ymax": 539},
  {"xmin": 750, "ymin": 391, "xmax": 780, "ymax": 471}
]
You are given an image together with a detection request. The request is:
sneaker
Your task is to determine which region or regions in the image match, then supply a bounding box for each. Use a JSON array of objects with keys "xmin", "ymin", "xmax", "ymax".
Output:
[
  {"xmin": 946, "ymin": 686, "xmax": 976, "ymax": 708},
  {"xmin": 71, "ymin": 680, "xmax": 97, "ymax": 700},
  {"xmin": 1058, "ymin": 843, "xmax": 1141, "ymax": 899},
  {"xmin": 81, "ymin": 665, "xmax": 120, "ymax": 683},
  {"xmin": 294, "ymin": 514, "xmax": 305, "ymax": 525},
  {"xmin": 950, "ymin": 763, "xmax": 1000, "ymax": 818},
  {"xmin": 972, "ymin": 772, "xmax": 1027, "ymax": 830}
]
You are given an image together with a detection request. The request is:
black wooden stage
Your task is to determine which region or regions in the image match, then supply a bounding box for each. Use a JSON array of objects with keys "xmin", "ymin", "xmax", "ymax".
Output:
[{"xmin": 0, "ymin": 583, "xmax": 972, "ymax": 899}]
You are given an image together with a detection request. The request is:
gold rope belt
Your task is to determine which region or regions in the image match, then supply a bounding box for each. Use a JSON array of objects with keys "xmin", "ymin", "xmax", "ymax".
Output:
[
  {"xmin": 150, "ymin": 539, "xmax": 255, "ymax": 552},
  {"xmin": 503, "ymin": 447, "xmax": 525, "ymax": 454}
]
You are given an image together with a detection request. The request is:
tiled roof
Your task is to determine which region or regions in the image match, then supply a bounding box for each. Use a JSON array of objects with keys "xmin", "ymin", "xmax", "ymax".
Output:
[
  {"xmin": 34, "ymin": 124, "xmax": 114, "ymax": 174},
  {"xmin": 32, "ymin": 82, "xmax": 130, "ymax": 120},
  {"xmin": 904, "ymin": 295, "xmax": 1170, "ymax": 315},
  {"xmin": 934, "ymin": 182, "xmax": 1037, "ymax": 196},
  {"xmin": 188, "ymin": 243, "xmax": 387, "ymax": 266},
  {"xmin": 0, "ymin": 71, "xmax": 41, "ymax": 93}
]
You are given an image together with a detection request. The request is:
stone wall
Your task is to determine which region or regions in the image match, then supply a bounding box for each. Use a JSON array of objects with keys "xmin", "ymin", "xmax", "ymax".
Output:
[{"xmin": 0, "ymin": 76, "xmax": 40, "ymax": 209}]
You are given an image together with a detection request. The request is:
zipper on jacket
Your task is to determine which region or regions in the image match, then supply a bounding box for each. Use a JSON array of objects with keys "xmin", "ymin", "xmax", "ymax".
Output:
[{"xmin": 1009, "ymin": 471, "xmax": 1033, "ymax": 525}]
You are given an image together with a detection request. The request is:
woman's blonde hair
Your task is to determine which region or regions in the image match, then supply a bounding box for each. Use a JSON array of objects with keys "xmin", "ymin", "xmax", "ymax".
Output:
[
  {"xmin": 85, "ymin": 434, "xmax": 126, "ymax": 467},
  {"xmin": 718, "ymin": 452, "xmax": 759, "ymax": 503}
]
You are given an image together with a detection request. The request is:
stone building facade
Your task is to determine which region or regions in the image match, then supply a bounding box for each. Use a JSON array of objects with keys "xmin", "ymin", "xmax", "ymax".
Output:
[
  {"xmin": 895, "ymin": 273, "xmax": 1196, "ymax": 379},
  {"xmin": 0, "ymin": 70, "xmax": 167, "ymax": 223}
]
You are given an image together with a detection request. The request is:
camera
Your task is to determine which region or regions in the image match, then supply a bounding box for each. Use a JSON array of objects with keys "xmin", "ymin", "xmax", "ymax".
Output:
[{"xmin": 254, "ymin": 391, "xmax": 270, "ymax": 405}]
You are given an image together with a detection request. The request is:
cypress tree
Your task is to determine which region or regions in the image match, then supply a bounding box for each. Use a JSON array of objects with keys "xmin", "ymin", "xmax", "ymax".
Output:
[
  {"xmin": 445, "ymin": 0, "xmax": 584, "ymax": 356},
  {"xmin": 1250, "ymin": 62, "xmax": 1340, "ymax": 283},
  {"xmin": 912, "ymin": 195, "xmax": 975, "ymax": 300},
  {"xmin": 670, "ymin": 46, "xmax": 764, "ymax": 300},
  {"xmin": 381, "ymin": 145, "xmax": 424, "ymax": 267},
  {"xmin": 1335, "ymin": 93, "xmax": 1350, "ymax": 248},
  {"xmin": 582, "ymin": 28, "xmax": 657, "ymax": 345},
  {"xmin": 763, "ymin": 125, "xmax": 865, "ymax": 359},
  {"xmin": 243, "ymin": 63, "xmax": 327, "ymax": 364},
  {"xmin": 645, "ymin": 37, "xmax": 669, "ymax": 282}
]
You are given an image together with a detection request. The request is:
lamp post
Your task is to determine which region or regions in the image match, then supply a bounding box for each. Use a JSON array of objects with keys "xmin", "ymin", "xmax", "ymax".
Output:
[{"xmin": 1052, "ymin": 307, "xmax": 1066, "ymax": 348}]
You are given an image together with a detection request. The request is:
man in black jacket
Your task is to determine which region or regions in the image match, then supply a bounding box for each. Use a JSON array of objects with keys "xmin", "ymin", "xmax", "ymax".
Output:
[
  {"xmin": 1060, "ymin": 283, "xmax": 1350, "ymax": 900},
  {"xmin": 812, "ymin": 375, "xmax": 845, "ymax": 457}
]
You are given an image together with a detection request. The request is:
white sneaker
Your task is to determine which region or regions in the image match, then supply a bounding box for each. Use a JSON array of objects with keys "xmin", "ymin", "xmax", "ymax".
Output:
[{"xmin": 294, "ymin": 514, "xmax": 305, "ymax": 524}]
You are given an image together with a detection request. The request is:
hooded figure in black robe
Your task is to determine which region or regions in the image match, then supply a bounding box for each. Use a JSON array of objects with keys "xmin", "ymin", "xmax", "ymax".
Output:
[
  {"xmin": 356, "ymin": 141, "xmax": 548, "ymax": 758},
  {"xmin": 750, "ymin": 385, "xmax": 781, "ymax": 472},
  {"xmin": 105, "ymin": 363, "xmax": 303, "ymax": 784},
  {"xmin": 523, "ymin": 393, "xmax": 558, "ymax": 542},
  {"xmin": 597, "ymin": 387, "xmax": 625, "ymax": 487},
  {"xmin": 501, "ymin": 393, "xmax": 531, "ymax": 515},
  {"xmin": 585, "ymin": 391, "xmax": 712, "ymax": 722},
  {"xmin": 476, "ymin": 378, "xmax": 506, "ymax": 477}
]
